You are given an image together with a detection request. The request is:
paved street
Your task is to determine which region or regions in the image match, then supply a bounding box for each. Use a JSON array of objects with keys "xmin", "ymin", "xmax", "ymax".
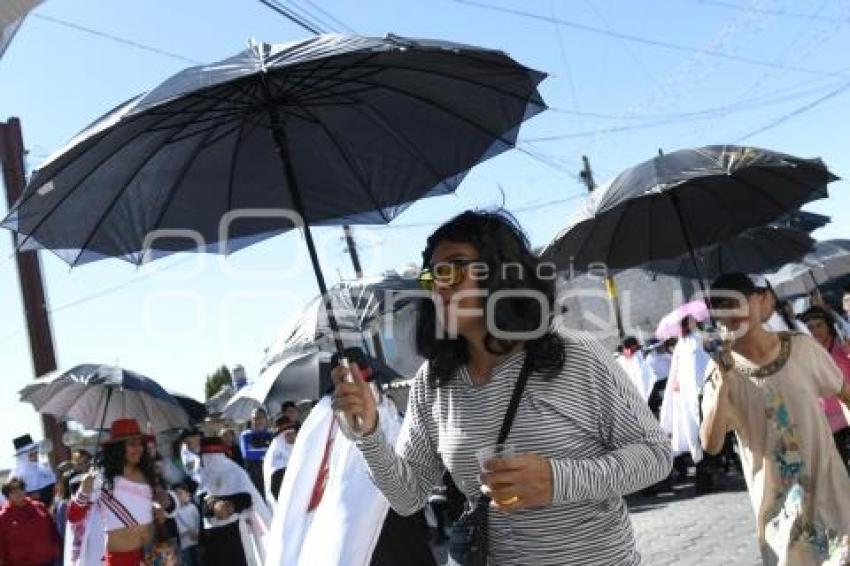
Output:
[
  {"xmin": 628, "ymin": 471, "xmax": 761, "ymax": 566},
  {"xmin": 431, "ymin": 470, "xmax": 761, "ymax": 565}
]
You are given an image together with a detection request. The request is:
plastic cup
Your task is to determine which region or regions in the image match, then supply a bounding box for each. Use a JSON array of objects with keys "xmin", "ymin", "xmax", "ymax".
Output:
[{"xmin": 475, "ymin": 443, "xmax": 516, "ymax": 472}]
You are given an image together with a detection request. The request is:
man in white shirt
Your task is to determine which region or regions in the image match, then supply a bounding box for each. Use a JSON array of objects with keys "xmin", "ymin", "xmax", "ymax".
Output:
[{"xmin": 263, "ymin": 415, "xmax": 298, "ymax": 506}]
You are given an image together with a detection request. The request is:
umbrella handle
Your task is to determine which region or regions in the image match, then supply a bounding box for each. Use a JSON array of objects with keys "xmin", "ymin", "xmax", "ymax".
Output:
[{"xmin": 334, "ymin": 357, "xmax": 366, "ymax": 439}]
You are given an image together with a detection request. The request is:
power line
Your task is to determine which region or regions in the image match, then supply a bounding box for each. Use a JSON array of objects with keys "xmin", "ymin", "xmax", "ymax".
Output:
[
  {"xmin": 31, "ymin": 13, "xmax": 202, "ymax": 64},
  {"xmin": 295, "ymin": 0, "xmax": 357, "ymax": 33},
  {"xmin": 524, "ymin": 76, "xmax": 849, "ymax": 142},
  {"xmin": 257, "ymin": 0, "xmax": 325, "ymax": 34},
  {"xmin": 682, "ymin": 0, "xmax": 839, "ymax": 22},
  {"xmin": 736, "ymin": 78, "xmax": 850, "ymax": 141},
  {"xmin": 451, "ymin": 0, "xmax": 844, "ymax": 77},
  {"xmin": 47, "ymin": 255, "xmax": 199, "ymax": 315}
]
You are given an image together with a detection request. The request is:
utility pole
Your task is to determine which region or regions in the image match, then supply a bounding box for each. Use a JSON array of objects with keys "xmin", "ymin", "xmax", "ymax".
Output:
[
  {"xmin": 342, "ymin": 225, "xmax": 363, "ymax": 279},
  {"xmin": 0, "ymin": 117, "xmax": 69, "ymax": 465},
  {"xmin": 342, "ymin": 224, "xmax": 387, "ymax": 362},
  {"xmin": 579, "ymin": 155, "xmax": 625, "ymax": 341}
]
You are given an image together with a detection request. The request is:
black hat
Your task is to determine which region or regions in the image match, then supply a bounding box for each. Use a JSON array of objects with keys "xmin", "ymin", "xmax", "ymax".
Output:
[
  {"xmin": 179, "ymin": 427, "xmax": 203, "ymax": 442},
  {"xmin": 709, "ymin": 272, "xmax": 765, "ymax": 308},
  {"xmin": 13, "ymin": 434, "xmax": 38, "ymax": 456}
]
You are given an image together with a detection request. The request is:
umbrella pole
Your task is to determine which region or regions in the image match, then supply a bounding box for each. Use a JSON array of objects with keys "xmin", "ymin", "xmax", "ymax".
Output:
[
  {"xmin": 669, "ymin": 194, "xmax": 718, "ymax": 330},
  {"xmin": 261, "ymin": 82, "xmax": 347, "ymax": 355},
  {"xmin": 261, "ymin": 79, "xmax": 364, "ymax": 435},
  {"xmin": 93, "ymin": 387, "xmax": 113, "ymax": 460}
]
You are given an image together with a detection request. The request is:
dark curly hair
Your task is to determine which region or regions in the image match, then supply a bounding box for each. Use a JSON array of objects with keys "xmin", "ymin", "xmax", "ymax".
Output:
[
  {"xmin": 415, "ymin": 209, "xmax": 564, "ymax": 387},
  {"xmin": 100, "ymin": 439, "xmax": 157, "ymax": 492}
]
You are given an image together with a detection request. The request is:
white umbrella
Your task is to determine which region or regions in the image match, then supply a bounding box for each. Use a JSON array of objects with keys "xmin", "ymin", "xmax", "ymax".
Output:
[
  {"xmin": 221, "ymin": 383, "xmax": 264, "ymax": 422},
  {"xmin": 223, "ymin": 349, "xmax": 322, "ymax": 421}
]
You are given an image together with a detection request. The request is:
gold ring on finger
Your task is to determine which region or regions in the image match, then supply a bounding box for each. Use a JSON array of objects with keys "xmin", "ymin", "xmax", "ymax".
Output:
[{"xmin": 498, "ymin": 495, "xmax": 519, "ymax": 506}]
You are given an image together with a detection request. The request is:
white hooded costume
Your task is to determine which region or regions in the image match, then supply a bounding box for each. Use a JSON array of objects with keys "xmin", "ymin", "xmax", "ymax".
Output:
[
  {"xmin": 617, "ymin": 351, "xmax": 657, "ymax": 402},
  {"xmin": 265, "ymin": 394, "xmax": 403, "ymax": 566},
  {"xmin": 198, "ymin": 448, "xmax": 272, "ymax": 566},
  {"xmin": 13, "ymin": 443, "xmax": 56, "ymax": 498},
  {"xmin": 659, "ymin": 332, "xmax": 710, "ymax": 463}
]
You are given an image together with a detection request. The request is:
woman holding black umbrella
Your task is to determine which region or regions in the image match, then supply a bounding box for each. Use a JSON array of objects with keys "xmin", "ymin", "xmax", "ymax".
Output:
[
  {"xmin": 334, "ymin": 210, "xmax": 672, "ymax": 565},
  {"xmin": 68, "ymin": 418, "xmax": 157, "ymax": 566}
]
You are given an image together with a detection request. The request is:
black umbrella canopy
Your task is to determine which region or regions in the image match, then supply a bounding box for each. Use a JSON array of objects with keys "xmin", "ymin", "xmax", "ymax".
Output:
[
  {"xmin": 541, "ymin": 146, "xmax": 837, "ymax": 273},
  {"xmin": 2, "ymin": 34, "xmax": 546, "ymax": 265},
  {"xmin": 646, "ymin": 225, "xmax": 815, "ymax": 280},
  {"xmin": 170, "ymin": 393, "xmax": 207, "ymax": 423}
]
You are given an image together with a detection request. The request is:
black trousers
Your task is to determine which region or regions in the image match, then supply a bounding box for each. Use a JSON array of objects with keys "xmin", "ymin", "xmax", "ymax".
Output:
[{"xmin": 243, "ymin": 459, "xmax": 264, "ymax": 496}]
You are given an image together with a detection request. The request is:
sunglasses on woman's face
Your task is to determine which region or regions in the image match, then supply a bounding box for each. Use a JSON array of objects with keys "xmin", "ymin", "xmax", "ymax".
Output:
[{"xmin": 418, "ymin": 259, "xmax": 477, "ymax": 291}]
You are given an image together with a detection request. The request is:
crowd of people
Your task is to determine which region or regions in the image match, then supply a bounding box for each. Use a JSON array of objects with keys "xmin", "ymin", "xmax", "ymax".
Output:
[
  {"xmin": 1, "ymin": 211, "xmax": 849, "ymax": 565},
  {"xmin": 0, "ymin": 404, "xmax": 302, "ymax": 566}
]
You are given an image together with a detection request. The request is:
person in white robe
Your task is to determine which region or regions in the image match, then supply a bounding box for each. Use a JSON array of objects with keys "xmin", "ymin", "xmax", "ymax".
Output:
[
  {"xmin": 265, "ymin": 377, "xmax": 403, "ymax": 566},
  {"xmin": 659, "ymin": 317, "xmax": 710, "ymax": 481},
  {"xmin": 197, "ymin": 437, "xmax": 271, "ymax": 566},
  {"xmin": 616, "ymin": 337, "xmax": 658, "ymax": 402},
  {"xmin": 12, "ymin": 434, "xmax": 56, "ymax": 505}
]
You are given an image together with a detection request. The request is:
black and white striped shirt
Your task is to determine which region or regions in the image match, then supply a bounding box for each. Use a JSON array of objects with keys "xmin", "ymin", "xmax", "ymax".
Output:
[{"xmin": 357, "ymin": 330, "xmax": 672, "ymax": 565}]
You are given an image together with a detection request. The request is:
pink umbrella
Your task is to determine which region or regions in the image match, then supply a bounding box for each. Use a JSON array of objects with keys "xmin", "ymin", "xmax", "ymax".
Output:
[{"xmin": 655, "ymin": 300, "xmax": 710, "ymax": 340}]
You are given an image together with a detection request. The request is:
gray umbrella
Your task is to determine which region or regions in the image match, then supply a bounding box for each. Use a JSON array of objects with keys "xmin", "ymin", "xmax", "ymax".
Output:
[
  {"xmin": 766, "ymin": 240, "xmax": 850, "ymax": 298},
  {"xmin": 20, "ymin": 364, "xmax": 189, "ymax": 433},
  {"xmin": 263, "ymin": 274, "xmax": 420, "ymax": 366},
  {"xmin": 1, "ymin": 33, "xmax": 545, "ymax": 354},
  {"xmin": 646, "ymin": 226, "xmax": 815, "ymax": 280},
  {"xmin": 541, "ymin": 146, "xmax": 837, "ymax": 290}
]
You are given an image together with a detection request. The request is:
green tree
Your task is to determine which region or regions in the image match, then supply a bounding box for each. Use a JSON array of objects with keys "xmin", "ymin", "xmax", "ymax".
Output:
[{"xmin": 205, "ymin": 365, "xmax": 232, "ymax": 400}]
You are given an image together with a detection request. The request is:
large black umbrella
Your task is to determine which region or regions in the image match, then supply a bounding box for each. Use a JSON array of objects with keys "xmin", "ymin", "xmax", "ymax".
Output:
[
  {"xmin": 646, "ymin": 225, "xmax": 815, "ymax": 280},
  {"xmin": 541, "ymin": 146, "xmax": 837, "ymax": 290},
  {"xmin": 1, "ymin": 33, "xmax": 546, "ymax": 355}
]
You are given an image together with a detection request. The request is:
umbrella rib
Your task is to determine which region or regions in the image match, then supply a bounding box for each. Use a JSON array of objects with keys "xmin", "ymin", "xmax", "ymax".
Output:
[
  {"xmin": 725, "ymin": 171, "xmax": 801, "ymax": 226},
  {"xmin": 72, "ymin": 109, "xmax": 229, "ymax": 265},
  {"xmin": 14, "ymin": 84, "xmax": 245, "ymax": 253},
  {"xmin": 13, "ymin": 82, "xmax": 246, "ymax": 215},
  {"xmin": 280, "ymin": 54, "xmax": 543, "ymax": 105},
  {"xmin": 144, "ymin": 108, "xmax": 250, "ymax": 133},
  {"xmin": 225, "ymin": 112, "xmax": 249, "ymax": 216},
  {"xmin": 165, "ymin": 112, "xmax": 250, "ymax": 145},
  {"xmin": 197, "ymin": 113, "xmax": 260, "ymax": 150},
  {"xmin": 133, "ymin": 123, "xmax": 224, "ymax": 265},
  {"xmin": 345, "ymin": 98, "xmax": 457, "ymax": 206},
  {"xmin": 324, "ymin": 75, "xmax": 521, "ymax": 152},
  {"xmin": 276, "ymin": 52, "xmax": 382, "ymax": 100},
  {"xmin": 757, "ymin": 165, "xmax": 832, "ymax": 202},
  {"xmin": 293, "ymin": 103, "xmax": 386, "ymax": 222},
  {"xmin": 686, "ymin": 177, "xmax": 742, "ymax": 234}
]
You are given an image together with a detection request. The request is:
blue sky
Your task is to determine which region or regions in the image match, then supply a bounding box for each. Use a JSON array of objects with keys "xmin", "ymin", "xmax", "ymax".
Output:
[{"xmin": 2, "ymin": 0, "xmax": 849, "ymax": 468}]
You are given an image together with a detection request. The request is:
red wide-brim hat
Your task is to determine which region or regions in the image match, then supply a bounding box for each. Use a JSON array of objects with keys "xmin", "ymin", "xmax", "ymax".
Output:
[{"xmin": 101, "ymin": 418, "xmax": 154, "ymax": 445}]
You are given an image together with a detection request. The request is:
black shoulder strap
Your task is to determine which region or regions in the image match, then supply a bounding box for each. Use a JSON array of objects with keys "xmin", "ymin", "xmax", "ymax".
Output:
[
  {"xmin": 496, "ymin": 352, "xmax": 532, "ymax": 444},
  {"xmin": 471, "ymin": 352, "xmax": 532, "ymax": 514}
]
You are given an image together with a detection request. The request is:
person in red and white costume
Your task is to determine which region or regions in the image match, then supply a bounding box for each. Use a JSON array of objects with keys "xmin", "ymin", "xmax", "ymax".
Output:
[{"xmin": 67, "ymin": 418, "xmax": 156, "ymax": 566}]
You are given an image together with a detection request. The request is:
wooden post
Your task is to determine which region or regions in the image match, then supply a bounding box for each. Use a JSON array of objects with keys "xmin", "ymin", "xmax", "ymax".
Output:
[{"xmin": 1, "ymin": 117, "xmax": 69, "ymax": 466}]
